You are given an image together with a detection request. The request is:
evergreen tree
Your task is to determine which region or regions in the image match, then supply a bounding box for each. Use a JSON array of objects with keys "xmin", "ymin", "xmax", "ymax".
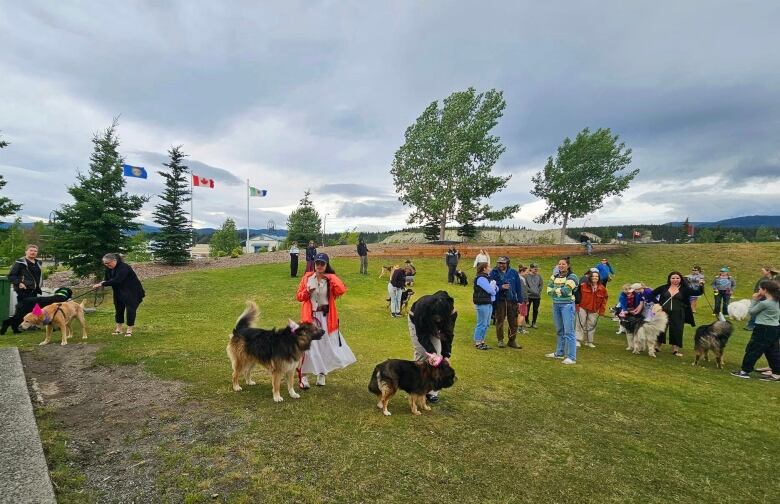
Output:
[
  {"xmin": 53, "ymin": 119, "xmax": 147, "ymax": 278},
  {"xmin": 457, "ymin": 222, "xmax": 478, "ymax": 241},
  {"xmin": 286, "ymin": 190, "xmax": 321, "ymax": 244},
  {"xmin": 0, "ymin": 217, "xmax": 26, "ymax": 261},
  {"xmin": 422, "ymin": 221, "xmax": 440, "ymax": 241},
  {"xmin": 151, "ymin": 146, "xmax": 192, "ymax": 264},
  {"xmin": 0, "ymin": 134, "xmax": 22, "ymax": 218},
  {"xmin": 209, "ymin": 218, "xmax": 241, "ymax": 257}
]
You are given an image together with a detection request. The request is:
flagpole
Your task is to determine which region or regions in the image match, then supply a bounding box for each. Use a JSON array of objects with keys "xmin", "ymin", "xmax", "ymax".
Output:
[
  {"xmin": 190, "ymin": 174, "xmax": 194, "ymax": 245},
  {"xmin": 246, "ymin": 179, "xmax": 250, "ymax": 251}
]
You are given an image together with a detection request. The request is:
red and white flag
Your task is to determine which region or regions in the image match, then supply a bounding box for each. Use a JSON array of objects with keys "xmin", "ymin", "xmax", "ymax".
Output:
[
  {"xmin": 192, "ymin": 174, "xmax": 215, "ymax": 188},
  {"xmin": 632, "ymin": 230, "xmax": 641, "ymax": 238}
]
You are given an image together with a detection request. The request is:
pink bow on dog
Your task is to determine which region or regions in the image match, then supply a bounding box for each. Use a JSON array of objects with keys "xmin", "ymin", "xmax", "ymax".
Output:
[
  {"xmin": 425, "ymin": 352, "xmax": 443, "ymax": 367},
  {"xmin": 32, "ymin": 304, "xmax": 43, "ymax": 316}
]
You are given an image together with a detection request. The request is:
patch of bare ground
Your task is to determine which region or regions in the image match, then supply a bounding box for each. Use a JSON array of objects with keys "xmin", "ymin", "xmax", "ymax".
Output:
[{"xmin": 20, "ymin": 345, "xmax": 240, "ymax": 503}]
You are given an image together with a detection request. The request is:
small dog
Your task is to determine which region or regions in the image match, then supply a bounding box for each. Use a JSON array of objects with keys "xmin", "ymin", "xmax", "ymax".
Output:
[
  {"xmin": 454, "ymin": 269, "xmax": 468, "ymax": 286},
  {"xmin": 378, "ymin": 265, "xmax": 394, "ymax": 279},
  {"xmin": 368, "ymin": 358, "xmax": 456, "ymax": 416},
  {"xmin": 727, "ymin": 299, "xmax": 751, "ymax": 321},
  {"xmin": 226, "ymin": 301, "xmax": 324, "ymax": 401},
  {"xmin": 20, "ymin": 300, "xmax": 87, "ymax": 346},
  {"xmin": 693, "ymin": 320, "xmax": 734, "ymax": 368},
  {"xmin": 611, "ymin": 305, "xmax": 627, "ymax": 336},
  {"xmin": 387, "ymin": 289, "xmax": 416, "ymax": 315},
  {"xmin": 622, "ymin": 305, "xmax": 669, "ymax": 357}
]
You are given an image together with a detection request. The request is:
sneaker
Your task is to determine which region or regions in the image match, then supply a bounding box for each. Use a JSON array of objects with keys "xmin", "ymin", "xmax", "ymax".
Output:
[
  {"xmin": 316, "ymin": 374, "xmax": 326, "ymax": 386},
  {"xmin": 497, "ymin": 341, "xmax": 506, "ymax": 348},
  {"xmin": 545, "ymin": 352, "xmax": 564, "ymax": 359},
  {"xmin": 585, "ymin": 343, "xmax": 596, "ymax": 348},
  {"xmin": 530, "ymin": 324, "xmax": 538, "ymax": 329},
  {"xmin": 759, "ymin": 374, "xmax": 780, "ymax": 382},
  {"xmin": 575, "ymin": 341, "xmax": 581, "ymax": 347},
  {"xmin": 561, "ymin": 358, "xmax": 576, "ymax": 365},
  {"xmin": 477, "ymin": 343, "xmax": 491, "ymax": 350},
  {"xmin": 299, "ymin": 376, "xmax": 311, "ymax": 389},
  {"xmin": 507, "ymin": 341, "xmax": 522, "ymax": 349},
  {"xmin": 730, "ymin": 370, "xmax": 750, "ymax": 379},
  {"xmin": 426, "ymin": 393, "xmax": 439, "ymax": 404},
  {"xmin": 519, "ymin": 328, "xmax": 528, "ymax": 334}
]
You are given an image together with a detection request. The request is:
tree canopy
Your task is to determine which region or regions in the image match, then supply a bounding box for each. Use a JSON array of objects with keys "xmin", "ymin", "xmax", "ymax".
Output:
[
  {"xmin": 151, "ymin": 145, "xmax": 192, "ymax": 264},
  {"xmin": 0, "ymin": 134, "xmax": 22, "ymax": 218},
  {"xmin": 286, "ymin": 190, "xmax": 322, "ymax": 245},
  {"xmin": 391, "ymin": 87, "xmax": 519, "ymax": 240},
  {"xmin": 531, "ymin": 127, "xmax": 637, "ymax": 243},
  {"xmin": 209, "ymin": 218, "xmax": 241, "ymax": 257},
  {"xmin": 53, "ymin": 119, "xmax": 147, "ymax": 277}
]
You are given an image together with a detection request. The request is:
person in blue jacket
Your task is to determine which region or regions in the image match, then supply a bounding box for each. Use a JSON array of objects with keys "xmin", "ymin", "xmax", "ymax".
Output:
[
  {"xmin": 595, "ymin": 257, "xmax": 615, "ymax": 287},
  {"xmin": 489, "ymin": 256, "xmax": 524, "ymax": 349}
]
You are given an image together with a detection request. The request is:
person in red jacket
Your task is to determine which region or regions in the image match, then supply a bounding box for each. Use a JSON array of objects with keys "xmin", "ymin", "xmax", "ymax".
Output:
[
  {"xmin": 576, "ymin": 269, "xmax": 609, "ymax": 348},
  {"xmin": 295, "ymin": 253, "xmax": 356, "ymax": 388}
]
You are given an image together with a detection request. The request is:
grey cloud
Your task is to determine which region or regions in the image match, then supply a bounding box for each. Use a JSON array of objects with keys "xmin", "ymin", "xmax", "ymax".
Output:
[
  {"xmin": 132, "ymin": 151, "xmax": 242, "ymax": 185},
  {"xmin": 336, "ymin": 200, "xmax": 404, "ymax": 218},
  {"xmin": 318, "ymin": 184, "xmax": 390, "ymax": 198}
]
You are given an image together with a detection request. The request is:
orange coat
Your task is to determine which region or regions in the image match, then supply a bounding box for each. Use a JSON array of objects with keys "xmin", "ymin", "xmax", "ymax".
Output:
[
  {"xmin": 577, "ymin": 282, "xmax": 609, "ymax": 315},
  {"xmin": 296, "ymin": 272, "xmax": 346, "ymax": 333}
]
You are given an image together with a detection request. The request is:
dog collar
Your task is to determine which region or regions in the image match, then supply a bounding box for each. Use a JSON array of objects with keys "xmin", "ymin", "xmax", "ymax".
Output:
[{"xmin": 42, "ymin": 312, "xmax": 51, "ymax": 325}]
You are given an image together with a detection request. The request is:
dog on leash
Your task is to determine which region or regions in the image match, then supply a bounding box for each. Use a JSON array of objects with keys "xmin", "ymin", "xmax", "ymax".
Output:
[
  {"xmin": 19, "ymin": 300, "xmax": 87, "ymax": 346},
  {"xmin": 621, "ymin": 305, "xmax": 669, "ymax": 357},
  {"xmin": 454, "ymin": 269, "xmax": 468, "ymax": 286},
  {"xmin": 378, "ymin": 265, "xmax": 394, "ymax": 279},
  {"xmin": 385, "ymin": 288, "xmax": 416, "ymax": 315},
  {"xmin": 226, "ymin": 301, "xmax": 324, "ymax": 401},
  {"xmin": 693, "ymin": 320, "xmax": 734, "ymax": 368},
  {"xmin": 368, "ymin": 358, "xmax": 456, "ymax": 416},
  {"xmin": 727, "ymin": 299, "xmax": 751, "ymax": 321}
]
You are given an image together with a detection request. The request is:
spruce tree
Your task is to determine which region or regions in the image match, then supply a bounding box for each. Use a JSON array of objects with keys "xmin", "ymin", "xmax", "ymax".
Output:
[
  {"xmin": 54, "ymin": 119, "xmax": 147, "ymax": 278},
  {"xmin": 0, "ymin": 134, "xmax": 22, "ymax": 218},
  {"xmin": 286, "ymin": 190, "xmax": 322, "ymax": 244},
  {"xmin": 151, "ymin": 146, "xmax": 192, "ymax": 264}
]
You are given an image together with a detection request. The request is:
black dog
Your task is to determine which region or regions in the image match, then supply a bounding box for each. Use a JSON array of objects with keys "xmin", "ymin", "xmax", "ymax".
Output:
[
  {"xmin": 455, "ymin": 269, "xmax": 468, "ymax": 286},
  {"xmin": 693, "ymin": 320, "xmax": 734, "ymax": 368},
  {"xmin": 368, "ymin": 359, "xmax": 456, "ymax": 416},
  {"xmin": 1, "ymin": 288, "xmax": 73, "ymax": 335}
]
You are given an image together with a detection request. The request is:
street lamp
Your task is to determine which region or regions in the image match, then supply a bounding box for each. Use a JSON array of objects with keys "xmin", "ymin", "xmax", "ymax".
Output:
[{"xmin": 322, "ymin": 213, "xmax": 329, "ymax": 246}]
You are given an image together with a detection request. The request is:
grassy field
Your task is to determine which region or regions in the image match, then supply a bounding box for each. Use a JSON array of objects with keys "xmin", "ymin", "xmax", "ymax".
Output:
[{"xmin": 4, "ymin": 243, "xmax": 780, "ymax": 503}]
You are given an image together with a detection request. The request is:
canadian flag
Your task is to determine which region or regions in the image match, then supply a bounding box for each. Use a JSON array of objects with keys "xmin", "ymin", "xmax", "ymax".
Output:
[
  {"xmin": 192, "ymin": 174, "xmax": 215, "ymax": 188},
  {"xmin": 632, "ymin": 230, "xmax": 641, "ymax": 238}
]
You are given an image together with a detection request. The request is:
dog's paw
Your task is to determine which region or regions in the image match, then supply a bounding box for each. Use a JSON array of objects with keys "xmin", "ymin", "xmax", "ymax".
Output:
[
  {"xmin": 625, "ymin": 346, "xmax": 632, "ymax": 351},
  {"xmin": 412, "ymin": 410, "xmax": 421, "ymax": 416},
  {"xmin": 81, "ymin": 336, "xmax": 88, "ymax": 339},
  {"xmin": 376, "ymin": 402, "xmax": 384, "ymax": 410},
  {"xmin": 273, "ymin": 395, "xmax": 284, "ymax": 403},
  {"xmin": 39, "ymin": 341, "xmax": 48, "ymax": 346},
  {"xmin": 246, "ymin": 379, "xmax": 256, "ymax": 386},
  {"xmin": 289, "ymin": 391, "xmax": 300, "ymax": 399},
  {"xmin": 423, "ymin": 404, "xmax": 431, "ymax": 411},
  {"xmin": 232, "ymin": 385, "xmax": 243, "ymax": 392},
  {"xmin": 383, "ymin": 410, "xmax": 392, "ymax": 416},
  {"xmin": 60, "ymin": 341, "xmax": 68, "ymax": 346}
]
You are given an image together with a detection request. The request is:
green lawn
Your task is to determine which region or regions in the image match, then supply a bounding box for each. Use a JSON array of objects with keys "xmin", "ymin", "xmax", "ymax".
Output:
[{"xmin": 5, "ymin": 243, "xmax": 780, "ymax": 503}]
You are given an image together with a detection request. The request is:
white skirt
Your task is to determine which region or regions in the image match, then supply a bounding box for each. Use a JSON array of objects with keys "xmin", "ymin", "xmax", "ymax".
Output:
[{"xmin": 301, "ymin": 311, "xmax": 357, "ymax": 375}]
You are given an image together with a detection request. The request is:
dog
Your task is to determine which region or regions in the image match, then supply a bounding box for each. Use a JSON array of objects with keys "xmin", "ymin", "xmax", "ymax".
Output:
[
  {"xmin": 19, "ymin": 300, "xmax": 87, "ymax": 346},
  {"xmin": 621, "ymin": 305, "xmax": 669, "ymax": 357},
  {"xmin": 368, "ymin": 358, "xmax": 456, "ymax": 416},
  {"xmin": 226, "ymin": 301, "xmax": 324, "ymax": 401},
  {"xmin": 693, "ymin": 320, "xmax": 734, "ymax": 368},
  {"xmin": 378, "ymin": 265, "xmax": 394, "ymax": 279},
  {"xmin": 611, "ymin": 305, "xmax": 627, "ymax": 336},
  {"xmin": 454, "ymin": 269, "xmax": 468, "ymax": 286},
  {"xmin": 727, "ymin": 299, "xmax": 751, "ymax": 321},
  {"xmin": 385, "ymin": 288, "xmax": 416, "ymax": 315}
]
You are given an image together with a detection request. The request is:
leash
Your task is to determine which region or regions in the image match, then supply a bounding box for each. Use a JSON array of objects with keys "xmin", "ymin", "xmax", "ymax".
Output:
[{"xmin": 73, "ymin": 288, "xmax": 105, "ymax": 307}]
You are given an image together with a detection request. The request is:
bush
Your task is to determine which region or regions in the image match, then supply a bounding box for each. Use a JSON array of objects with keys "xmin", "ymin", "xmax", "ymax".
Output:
[{"xmin": 230, "ymin": 247, "xmax": 243, "ymax": 258}]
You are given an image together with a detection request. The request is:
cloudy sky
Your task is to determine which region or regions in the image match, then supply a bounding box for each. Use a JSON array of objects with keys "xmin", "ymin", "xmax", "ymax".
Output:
[{"xmin": 1, "ymin": 1, "xmax": 778, "ymax": 232}]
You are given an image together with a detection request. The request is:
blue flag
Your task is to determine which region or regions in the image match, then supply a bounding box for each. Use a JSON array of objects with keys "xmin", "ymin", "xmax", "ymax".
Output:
[{"xmin": 122, "ymin": 164, "xmax": 148, "ymax": 179}]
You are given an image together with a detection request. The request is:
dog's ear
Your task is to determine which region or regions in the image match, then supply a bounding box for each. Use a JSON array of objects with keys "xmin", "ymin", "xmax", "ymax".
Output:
[{"xmin": 288, "ymin": 319, "xmax": 300, "ymax": 332}]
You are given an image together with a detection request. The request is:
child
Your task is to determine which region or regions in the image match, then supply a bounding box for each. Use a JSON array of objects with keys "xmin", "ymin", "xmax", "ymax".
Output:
[{"xmin": 711, "ymin": 267, "xmax": 736, "ymax": 318}]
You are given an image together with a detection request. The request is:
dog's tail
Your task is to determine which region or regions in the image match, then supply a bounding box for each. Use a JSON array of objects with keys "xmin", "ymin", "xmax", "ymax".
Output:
[
  {"xmin": 79, "ymin": 300, "xmax": 86, "ymax": 309},
  {"xmin": 234, "ymin": 301, "xmax": 259, "ymax": 335},
  {"xmin": 368, "ymin": 365, "xmax": 381, "ymax": 395}
]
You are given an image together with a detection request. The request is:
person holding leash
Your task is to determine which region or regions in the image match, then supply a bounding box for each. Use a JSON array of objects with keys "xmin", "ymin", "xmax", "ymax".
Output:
[
  {"xmin": 651, "ymin": 271, "xmax": 701, "ymax": 357},
  {"xmin": 473, "ymin": 262, "xmax": 497, "ymax": 350},
  {"xmin": 576, "ymin": 270, "xmax": 609, "ymax": 348},
  {"xmin": 388, "ymin": 265, "xmax": 406, "ymax": 317},
  {"xmin": 731, "ymin": 280, "xmax": 780, "ymax": 380},
  {"xmin": 296, "ymin": 253, "xmax": 356, "ymax": 388},
  {"xmin": 92, "ymin": 253, "xmax": 145, "ymax": 337}
]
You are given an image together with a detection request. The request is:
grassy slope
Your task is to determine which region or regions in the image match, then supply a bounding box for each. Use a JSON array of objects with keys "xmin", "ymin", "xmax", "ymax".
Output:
[{"xmin": 5, "ymin": 244, "xmax": 780, "ymax": 503}]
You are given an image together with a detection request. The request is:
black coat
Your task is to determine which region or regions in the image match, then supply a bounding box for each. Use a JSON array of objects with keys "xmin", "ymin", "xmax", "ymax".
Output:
[
  {"xmin": 8, "ymin": 258, "xmax": 43, "ymax": 295},
  {"xmin": 651, "ymin": 283, "xmax": 701, "ymax": 327},
  {"xmin": 102, "ymin": 262, "xmax": 145, "ymax": 307}
]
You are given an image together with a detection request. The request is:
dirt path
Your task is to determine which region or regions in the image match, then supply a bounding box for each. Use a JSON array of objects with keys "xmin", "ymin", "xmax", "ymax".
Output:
[{"xmin": 20, "ymin": 345, "xmax": 212, "ymax": 502}]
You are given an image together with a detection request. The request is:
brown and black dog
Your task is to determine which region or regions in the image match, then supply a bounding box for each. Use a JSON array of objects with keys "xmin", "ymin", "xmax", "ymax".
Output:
[
  {"xmin": 693, "ymin": 320, "xmax": 734, "ymax": 368},
  {"xmin": 227, "ymin": 301, "xmax": 324, "ymax": 402},
  {"xmin": 378, "ymin": 265, "xmax": 394, "ymax": 279},
  {"xmin": 368, "ymin": 359, "xmax": 456, "ymax": 416},
  {"xmin": 19, "ymin": 300, "xmax": 88, "ymax": 346}
]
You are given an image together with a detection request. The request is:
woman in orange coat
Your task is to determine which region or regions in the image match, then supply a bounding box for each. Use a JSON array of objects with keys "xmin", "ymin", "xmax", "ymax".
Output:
[
  {"xmin": 576, "ymin": 269, "xmax": 609, "ymax": 348},
  {"xmin": 295, "ymin": 253, "xmax": 356, "ymax": 388}
]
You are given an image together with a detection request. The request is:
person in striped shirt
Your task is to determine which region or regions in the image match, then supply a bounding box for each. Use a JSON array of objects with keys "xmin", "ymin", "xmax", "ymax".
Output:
[{"xmin": 545, "ymin": 257, "xmax": 579, "ymax": 364}]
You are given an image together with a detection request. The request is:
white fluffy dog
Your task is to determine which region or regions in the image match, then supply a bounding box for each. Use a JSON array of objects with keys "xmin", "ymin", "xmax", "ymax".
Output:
[
  {"xmin": 727, "ymin": 299, "xmax": 751, "ymax": 321},
  {"xmin": 630, "ymin": 305, "xmax": 669, "ymax": 357}
]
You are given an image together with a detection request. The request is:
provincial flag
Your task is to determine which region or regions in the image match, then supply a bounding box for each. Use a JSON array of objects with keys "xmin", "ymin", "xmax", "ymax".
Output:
[
  {"xmin": 249, "ymin": 186, "xmax": 267, "ymax": 197},
  {"xmin": 616, "ymin": 232, "xmax": 624, "ymax": 239},
  {"xmin": 122, "ymin": 164, "xmax": 148, "ymax": 179},
  {"xmin": 192, "ymin": 174, "xmax": 215, "ymax": 188}
]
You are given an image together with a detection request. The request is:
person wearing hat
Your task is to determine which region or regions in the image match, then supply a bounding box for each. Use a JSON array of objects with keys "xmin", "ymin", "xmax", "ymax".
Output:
[
  {"xmin": 489, "ymin": 256, "xmax": 524, "ymax": 348},
  {"xmin": 711, "ymin": 267, "xmax": 736, "ymax": 318},
  {"xmin": 525, "ymin": 263, "xmax": 543, "ymax": 329},
  {"xmin": 651, "ymin": 271, "xmax": 702, "ymax": 357},
  {"xmin": 745, "ymin": 266, "xmax": 779, "ymax": 331},
  {"xmin": 295, "ymin": 252, "xmax": 356, "ymax": 388},
  {"xmin": 445, "ymin": 247, "xmax": 460, "ymax": 284}
]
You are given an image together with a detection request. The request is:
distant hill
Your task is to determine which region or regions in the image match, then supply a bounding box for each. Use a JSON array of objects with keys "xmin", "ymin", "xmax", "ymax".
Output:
[
  {"xmin": 666, "ymin": 215, "xmax": 780, "ymax": 229},
  {"xmin": 0, "ymin": 222, "xmax": 287, "ymax": 237}
]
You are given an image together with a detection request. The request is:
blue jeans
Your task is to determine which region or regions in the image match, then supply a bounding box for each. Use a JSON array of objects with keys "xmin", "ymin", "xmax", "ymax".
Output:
[
  {"xmin": 552, "ymin": 302, "xmax": 577, "ymax": 360},
  {"xmin": 473, "ymin": 304, "xmax": 493, "ymax": 343}
]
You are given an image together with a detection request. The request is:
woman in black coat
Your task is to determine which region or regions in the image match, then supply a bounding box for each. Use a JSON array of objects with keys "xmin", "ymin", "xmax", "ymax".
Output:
[
  {"xmin": 92, "ymin": 253, "xmax": 145, "ymax": 337},
  {"xmin": 651, "ymin": 271, "xmax": 702, "ymax": 357}
]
